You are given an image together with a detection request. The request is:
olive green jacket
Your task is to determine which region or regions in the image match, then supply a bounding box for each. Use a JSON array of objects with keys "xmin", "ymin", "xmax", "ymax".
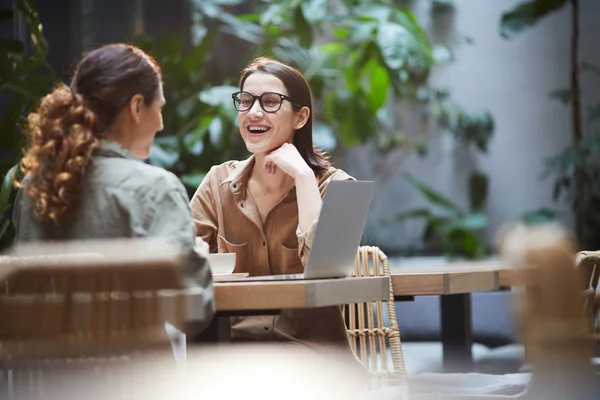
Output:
[{"xmin": 13, "ymin": 140, "xmax": 215, "ymax": 334}]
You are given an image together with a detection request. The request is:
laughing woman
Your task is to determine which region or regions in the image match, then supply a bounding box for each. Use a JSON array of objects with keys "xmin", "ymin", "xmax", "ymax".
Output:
[{"xmin": 190, "ymin": 57, "xmax": 365, "ymax": 374}]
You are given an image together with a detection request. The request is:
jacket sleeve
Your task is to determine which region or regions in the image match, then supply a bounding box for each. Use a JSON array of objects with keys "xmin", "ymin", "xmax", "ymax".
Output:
[
  {"xmin": 189, "ymin": 166, "xmax": 219, "ymax": 253},
  {"xmin": 143, "ymin": 173, "xmax": 215, "ymax": 336},
  {"xmin": 296, "ymin": 171, "xmax": 355, "ymax": 267}
]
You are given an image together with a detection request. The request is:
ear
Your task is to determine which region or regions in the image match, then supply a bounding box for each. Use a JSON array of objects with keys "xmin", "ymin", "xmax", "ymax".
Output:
[
  {"xmin": 293, "ymin": 106, "xmax": 310, "ymax": 130},
  {"xmin": 128, "ymin": 94, "xmax": 144, "ymax": 124}
]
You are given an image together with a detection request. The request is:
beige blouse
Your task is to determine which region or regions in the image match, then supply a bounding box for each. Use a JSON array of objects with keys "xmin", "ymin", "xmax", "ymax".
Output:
[{"xmin": 189, "ymin": 155, "xmax": 356, "ymax": 350}]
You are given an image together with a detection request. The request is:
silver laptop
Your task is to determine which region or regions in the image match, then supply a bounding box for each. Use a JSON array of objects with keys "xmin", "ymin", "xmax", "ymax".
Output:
[{"xmin": 242, "ymin": 180, "xmax": 375, "ymax": 281}]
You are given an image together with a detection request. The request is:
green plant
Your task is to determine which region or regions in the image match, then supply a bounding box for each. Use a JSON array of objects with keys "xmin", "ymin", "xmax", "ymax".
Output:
[
  {"xmin": 0, "ymin": 0, "xmax": 60, "ymax": 179},
  {"xmin": 394, "ymin": 171, "xmax": 489, "ymax": 260},
  {"xmin": 0, "ymin": 164, "xmax": 23, "ymax": 251},
  {"xmin": 500, "ymin": 0, "xmax": 600, "ymax": 248}
]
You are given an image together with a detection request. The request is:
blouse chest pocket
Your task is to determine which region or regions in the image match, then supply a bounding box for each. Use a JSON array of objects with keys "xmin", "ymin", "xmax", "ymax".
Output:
[
  {"xmin": 279, "ymin": 244, "xmax": 303, "ymax": 275},
  {"xmin": 217, "ymin": 235, "xmax": 252, "ymax": 274}
]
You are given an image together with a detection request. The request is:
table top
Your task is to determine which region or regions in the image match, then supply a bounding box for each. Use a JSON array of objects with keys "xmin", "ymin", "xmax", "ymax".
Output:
[
  {"xmin": 389, "ymin": 260, "xmax": 520, "ymax": 296},
  {"xmin": 213, "ymin": 275, "xmax": 390, "ymax": 311}
]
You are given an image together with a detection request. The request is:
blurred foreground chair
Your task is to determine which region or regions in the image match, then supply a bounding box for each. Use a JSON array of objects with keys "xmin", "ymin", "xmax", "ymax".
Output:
[
  {"xmin": 0, "ymin": 238, "xmax": 210, "ymax": 399},
  {"xmin": 344, "ymin": 246, "xmax": 408, "ymax": 392},
  {"xmin": 411, "ymin": 223, "xmax": 600, "ymax": 399},
  {"xmin": 574, "ymin": 250, "xmax": 600, "ymax": 356}
]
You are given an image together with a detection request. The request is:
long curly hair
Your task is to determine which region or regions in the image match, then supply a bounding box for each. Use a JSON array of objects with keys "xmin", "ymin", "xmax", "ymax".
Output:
[{"xmin": 19, "ymin": 44, "xmax": 161, "ymax": 227}]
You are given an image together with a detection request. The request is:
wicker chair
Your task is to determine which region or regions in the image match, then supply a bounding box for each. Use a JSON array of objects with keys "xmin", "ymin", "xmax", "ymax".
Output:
[
  {"xmin": 574, "ymin": 250, "xmax": 600, "ymax": 347},
  {"xmin": 344, "ymin": 245, "xmax": 408, "ymax": 391},
  {"xmin": 0, "ymin": 238, "xmax": 209, "ymax": 399}
]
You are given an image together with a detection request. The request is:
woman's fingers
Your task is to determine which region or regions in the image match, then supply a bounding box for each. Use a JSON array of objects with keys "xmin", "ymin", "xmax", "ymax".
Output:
[{"xmin": 264, "ymin": 157, "xmax": 277, "ymax": 174}]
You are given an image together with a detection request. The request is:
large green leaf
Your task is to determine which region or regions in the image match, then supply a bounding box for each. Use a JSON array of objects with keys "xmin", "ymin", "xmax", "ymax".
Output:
[
  {"xmin": 0, "ymin": 164, "xmax": 19, "ymax": 214},
  {"xmin": 499, "ymin": 0, "xmax": 568, "ymax": 40},
  {"xmin": 449, "ymin": 212, "xmax": 488, "ymax": 231},
  {"xmin": 15, "ymin": 0, "xmax": 49, "ymax": 60},
  {"xmin": 394, "ymin": 208, "xmax": 432, "ymax": 221},
  {"xmin": 300, "ymin": 0, "xmax": 328, "ymax": 24},
  {"xmin": 292, "ymin": 4, "xmax": 313, "ymax": 47},
  {"xmin": 402, "ymin": 172, "xmax": 463, "ymax": 214},
  {"xmin": 198, "ymin": 85, "xmax": 239, "ymax": 108},
  {"xmin": 332, "ymin": 90, "xmax": 375, "ymax": 147},
  {"xmin": 260, "ymin": 3, "xmax": 285, "ymax": 26},
  {"xmin": 362, "ymin": 59, "xmax": 390, "ymax": 112},
  {"xmin": 217, "ymin": 12, "xmax": 263, "ymax": 44},
  {"xmin": 347, "ymin": 20, "xmax": 378, "ymax": 45},
  {"xmin": 393, "ymin": 9, "xmax": 433, "ymax": 68},
  {"xmin": 376, "ymin": 22, "xmax": 410, "ymax": 70}
]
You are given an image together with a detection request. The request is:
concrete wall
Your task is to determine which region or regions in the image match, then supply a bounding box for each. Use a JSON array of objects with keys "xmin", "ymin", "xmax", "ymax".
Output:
[{"xmin": 343, "ymin": 0, "xmax": 600, "ymax": 253}]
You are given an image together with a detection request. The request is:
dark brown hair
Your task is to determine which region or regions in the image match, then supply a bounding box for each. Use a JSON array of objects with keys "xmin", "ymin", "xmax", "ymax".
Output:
[
  {"xmin": 239, "ymin": 57, "xmax": 331, "ymax": 175},
  {"xmin": 20, "ymin": 43, "xmax": 162, "ymax": 226}
]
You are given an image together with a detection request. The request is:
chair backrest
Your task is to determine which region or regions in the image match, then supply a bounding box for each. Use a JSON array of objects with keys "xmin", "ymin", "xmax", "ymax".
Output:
[
  {"xmin": 495, "ymin": 223, "xmax": 599, "ymax": 400},
  {"xmin": 574, "ymin": 251, "xmax": 600, "ymax": 318},
  {"xmin": 344, "ymin": 246, "xmax": 408, "ymax": 390},
  {"xmin": 0, "ymin": 238, "xmax": 205, "ymax": 359}
]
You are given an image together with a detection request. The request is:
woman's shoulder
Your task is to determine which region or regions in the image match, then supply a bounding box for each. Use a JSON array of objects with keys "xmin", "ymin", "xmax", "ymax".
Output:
[
  {"xmin": 316, "ymin": 166, "xmax": 355, "ymax": 195},
  {"xmin": 91, "ymin": 157, "xmax": 185, "ymax": 193},
  {"xmin": 319, "ymin": 166, "xmax": 355, "ymax": 184}
]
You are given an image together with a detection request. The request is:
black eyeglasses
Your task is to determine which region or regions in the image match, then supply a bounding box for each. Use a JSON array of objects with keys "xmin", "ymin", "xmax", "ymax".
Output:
[{"xmin": 232, "ymin": 91, "xmax": 303, "ymax": 113}]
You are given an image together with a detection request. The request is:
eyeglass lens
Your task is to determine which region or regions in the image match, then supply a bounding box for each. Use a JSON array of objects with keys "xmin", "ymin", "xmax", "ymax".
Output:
[{"xmin": 234, "ymin": 92, "xmax": 283, "ymax": 112}]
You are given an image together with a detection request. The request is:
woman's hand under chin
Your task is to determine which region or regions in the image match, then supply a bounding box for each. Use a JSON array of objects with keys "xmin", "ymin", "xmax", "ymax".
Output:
[{"xmin": 263, "ymin": 143, "xmax": 312, "ymax": 181}]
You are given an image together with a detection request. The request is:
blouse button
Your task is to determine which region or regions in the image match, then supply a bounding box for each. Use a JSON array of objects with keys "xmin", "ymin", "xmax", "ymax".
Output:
[
  {"xmin": 264, "ymin": 326, "xmax": 269, "ymax": 331},
  {"xmin": 262, "ymin": 241, "xmax": 266, "ymax": 246},
  {"xmin": 240, "ymin": 202, "xmax": 244, "ymax": 208}
]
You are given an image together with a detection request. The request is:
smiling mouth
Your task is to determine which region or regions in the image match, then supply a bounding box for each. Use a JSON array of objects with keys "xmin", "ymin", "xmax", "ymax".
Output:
[{"xmin": 247, "ymin": 126, "xmax": 271, "ymax": 134}]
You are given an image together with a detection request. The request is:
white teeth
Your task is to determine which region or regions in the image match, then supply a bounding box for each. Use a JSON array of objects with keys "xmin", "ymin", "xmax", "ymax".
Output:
[{"xmin": 248, "ymin": 126, "xmax": 269, "ymax": 133}]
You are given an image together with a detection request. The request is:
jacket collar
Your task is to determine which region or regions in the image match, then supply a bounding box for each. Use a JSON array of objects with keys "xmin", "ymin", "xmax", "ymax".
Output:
[
  {"xmin": 221, "ymin": 155, "xmax": 255, "ymax": 195},
  {"xmin": 93, "ymin": 139, "xmax": 136, "ymax": 160}
]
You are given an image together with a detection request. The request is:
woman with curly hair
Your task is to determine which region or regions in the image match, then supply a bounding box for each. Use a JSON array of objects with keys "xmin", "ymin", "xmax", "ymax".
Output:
[{"xmin": 11, "ymin": 43, "xmax": 214, "ymax": 333}]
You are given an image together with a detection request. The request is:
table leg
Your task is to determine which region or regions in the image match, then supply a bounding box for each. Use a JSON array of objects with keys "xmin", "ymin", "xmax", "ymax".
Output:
[
  {"xmin": 440, "ymin": 293, "xmax": 473, "ymax": 372},
  {"xmin": 189, "ymin": 315, "xmax": 231, "ymax": 343}
]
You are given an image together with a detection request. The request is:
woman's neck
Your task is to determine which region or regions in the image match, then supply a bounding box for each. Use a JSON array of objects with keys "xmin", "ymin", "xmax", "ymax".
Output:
[
  {"xmin": 104, "ymin": 126, "xmax": 133, "ymax": 153},
  {"xmin": 251, "ymin": 153, "xmax": 295, "ymax": 194}
]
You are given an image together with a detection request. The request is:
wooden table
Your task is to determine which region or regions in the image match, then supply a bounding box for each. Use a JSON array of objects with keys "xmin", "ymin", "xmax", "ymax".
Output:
[
  {"xmin": 389, "ymin": 260, "xmax": 519, "ymax": 372},
  {"xmin": 214, "ymin": 276, "xmax": 390, "ymax": 311},
  {"xmin": 193, "ymin": 276, "xmax": 390, "ymax": 342},
  {"xmin": 391, "ymin": 262, "xmax": 506, "ymax": 296}
]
